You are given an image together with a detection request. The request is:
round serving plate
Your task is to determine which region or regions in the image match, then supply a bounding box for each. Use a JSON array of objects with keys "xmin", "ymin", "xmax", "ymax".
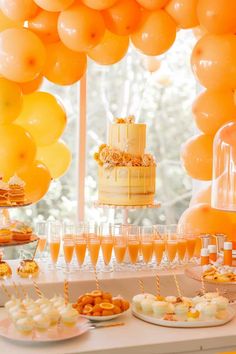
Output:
[
  {"xmin": 185, "ymin": 266, "xmax": 236, "ymax": 285},
  {"xmin": 80, "ymin": 309, "xmax": 129, "ymax": 322},
  {"xmin": 0, "ymin": 317, "xmax": 90, "ymax": 343},
  {"xmin": 93, "ymin": 201, "xmax": 161, "ymax": 210},
  {"xmin": 0, "ymin": 234, "xmax": 39, "ymax": 248},
  {"xmin": 132, "ymin": 307, "xmax": 235, "ymax": 328}
]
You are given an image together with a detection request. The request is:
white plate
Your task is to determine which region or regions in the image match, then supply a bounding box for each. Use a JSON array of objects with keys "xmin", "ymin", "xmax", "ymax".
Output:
[
  {"xmin": 132, "ymin": 307, "xmax": 235, "ymax": 328},
  {"xmin": 0, "ymin": 317, "xmax": 90, "ymax": 343},
  {"xmin": 80, "ymin": 309, "xmax": 129, "ymax": 322},
  {"xmin": 185, "ymin": 266, "xmax": 236, "ymax": 285}
]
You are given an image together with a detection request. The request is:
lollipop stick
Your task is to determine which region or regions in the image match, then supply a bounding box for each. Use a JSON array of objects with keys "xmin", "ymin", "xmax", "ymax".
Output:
[
  {"xmin": 1, "ymin": 282, "xmax": 11, "ymax": 299},
  {"xmin": 155, "ymin": 274, "xmax": 160, "ymax": 297},
  {"xmin": 18, "ymin": 282, "xmax": 28, "ymax": 299},
  {"xmin": 138, "ymin": 279, "xmax": 145, "ymax": 294},
  {"xmin": 172, "ymin": 272, "xmax": 182, "ymax": 298},
  {"xmin": 32, "ymin": 280, "xmax": 43, "ymax": 298},
  {"xmin": 201, "ymin": 274, "xmax": 206, "ymax": 295},
  {"xmin": 12, "ymin": 281, "xmax": 21, "ymax": 299},
  {"xmin": 93, "ymin": 266, "xmax": 100, "ymax": 291},
  {"xmin": 31, "ymin": 239, "xmax": 39, "ymax": 260},
  {"xmin": 64, "ymin": 279, "xmax": 69, "ymax": 305}
]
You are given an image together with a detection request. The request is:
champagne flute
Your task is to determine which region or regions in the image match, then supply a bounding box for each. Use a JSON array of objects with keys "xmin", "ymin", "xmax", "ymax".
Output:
[
  {"xmin": 127, "ymin": 225, "xmax": 140, "ymax": 270},
  {"xmin": 63, "ymin": 223, "xmax": 75, "ymax": 274},
  {"xmin": 140, "ymin": 226, "xmax": 154, "ymax": 269},
  {"xmin": 35, "ymin": 221, "xmax": 47, "ymax": 262},
  {"xmin": 177, "ymin": 232, "xmax": 187, "ymax": 265},
  {"xmin": 100, "ymin": 223, "xmax": 113, "ymax": 272},
  {"xmin": 48, "ymin": 221, "xmax": 62, "ymax": 270},
  {"xmin": 112, "ymin": 224, "xmax": 127, "ymax": 271},
  {"xmin": 86, "ymin": 223, "xmax": 100, "ymax": 270},
  {"xmin": 166, "ymin": 224, "xmax": 178, "ymax": 268},
  {"xmin": 74, "ymin": 223, "xmax": 87, "ymax": 271},
  {"xmin": 153, "ymin": 225, "xmax": 166, "ymax": 269}
]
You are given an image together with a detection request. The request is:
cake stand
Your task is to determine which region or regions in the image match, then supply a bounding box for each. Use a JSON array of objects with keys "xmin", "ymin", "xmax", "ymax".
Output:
[{"xmin": 93, "ymin": 201, "xmax": 161, "ymax": 224}]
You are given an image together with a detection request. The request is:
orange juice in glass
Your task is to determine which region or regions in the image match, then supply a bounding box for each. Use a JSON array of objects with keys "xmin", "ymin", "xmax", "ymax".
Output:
[
  {"xmin": 185, "ymin": 235, "xmax": 196, "ymax": 261},
  {"xmin": 63, "ymin": 239, "xmax": 74, "ymax": 273},
  {"xmin": 100, "ymin": 224, "xmax": 113, "ymax": 271},
  {"xmin": 140, "ymin": 226, "xmax": 154, "ymax": 266},
  {"xmin": 166, "ymin": 241, "xmax": 177, "ymax": 263},
  {"xmin": 177, "ymin": 238, "xmax": 187, "ymax": 263},
  {"xmin": 112, "ymin": 225, "xmax": 127, "ymax": 270},
  {"xmin": 35, "ymin": 221, "xmax": 48, "ymax": 261},
  {"xmin": 48, "ymin": 222, "xmax": 62, "ymax": 270},
  {"xmin": 154, "ymin": 239, "xmax": 165, "ymax": 266},
  {"xmin": 127, "ymin": 225, "xmax": 140, "ymax": 269},
  {"xmin": 88, "ymin": 240, "xmax": 100, "ymax": 267}
]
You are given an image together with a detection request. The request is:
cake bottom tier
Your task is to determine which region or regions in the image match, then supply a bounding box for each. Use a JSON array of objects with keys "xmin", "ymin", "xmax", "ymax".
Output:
[{"xmin": 98, "ymin": 166, "xmax": 156, "ymax": 206}]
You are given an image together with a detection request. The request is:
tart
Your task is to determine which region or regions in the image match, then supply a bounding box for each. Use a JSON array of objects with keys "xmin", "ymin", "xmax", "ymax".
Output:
[
  {"xmin": 0, "ymin": 180, "xmax": 9, "ymax": 206},
  {"xmin": 0, "ymin": 228, "xmax": 12, "ymax": 243},
  {"xmin": 17, "ymin": 259, "xmax": 39, "ymax": 278},
  {"xmin": 10, "ymin": 221, "xmax": 32, "ymax": 241},
  {"xmin": 8, "ymin": 175, "xmax": 26, "ymax": 205}
]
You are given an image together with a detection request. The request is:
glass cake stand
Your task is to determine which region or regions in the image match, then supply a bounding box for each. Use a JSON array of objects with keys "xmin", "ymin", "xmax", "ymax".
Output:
[{"xmin": 93, "ymin": 201, "xmax": 161, "ymax": 224}]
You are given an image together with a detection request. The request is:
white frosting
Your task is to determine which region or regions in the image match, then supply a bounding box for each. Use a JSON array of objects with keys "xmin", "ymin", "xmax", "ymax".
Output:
[
  {"xmin": 42, "ymin": 306, "xmax": 60, "ymax": 324},
  {"xmin": 140, "ymin": 299, "xmax": 154, "ymax": 314},
  {"xmin": 10, "ymin": 309, "xmax": 27, "ymax": 323},
  {"xmin": 22, "ymin": 297, "xmax": 34, "ymax": 308},
  {"xmin": 174, "ymin": 303, "xmax": 189, "ymax": 315},
  {"xmin": 60, "ymin": 304, "xmax": 78, "ymax": 323},
  {"xmin": 0, "ymin": 180, "xmax": 8, "ymax": 190},
  {"xmin": 152, "ymin": 301, "xmax": 168, "ymax": 317},
  {"xmin": 33, "ymin": 314, "xmax": 50, "ymax": 330},
  {"xmin": 165, "ymin": 296, "xmax": 177, "ymax": 303},
  {"xmin": 211, "ymin": 296, "xmax": 229, "ymax": 310},
  {"xmin": 5, "ymin": 297, "xmax": 21, "ymax": 310},
  {"xmin": 27, "ymin": 306, "xmax": 41, "ymax": 318},
  {"xmin": 8, "ymin": 174, "xmax": 25, "ymax": 187}
]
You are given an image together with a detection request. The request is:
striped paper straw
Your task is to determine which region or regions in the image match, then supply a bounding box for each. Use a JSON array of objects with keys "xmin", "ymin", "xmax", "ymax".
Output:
[
  {"xmin": 138, "ymin": 279, "xmax": 145, "ymax": 294},
  {"xmin": 93, "ymin": 266, "xmax": 100, "ymax": 290},
  {"xmin": 64, "ymin": 279, "xmax": 69, "ymax": 305},
  {"xmin": 173, "ymin": 273, "xmax": 182, "ymax": 298},
  {"xmin": 33, "ymin": 280, "xmax": 43, "ymax": 298},
  {"xmin": 156, "ymin": 274, "xmax": 160, "ymax": 297}
]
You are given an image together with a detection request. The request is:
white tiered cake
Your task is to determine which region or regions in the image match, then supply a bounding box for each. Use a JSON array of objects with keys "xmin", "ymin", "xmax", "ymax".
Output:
[{"xmin": 94, "ymin": 116, "xmax": 156, "ymax": 206}]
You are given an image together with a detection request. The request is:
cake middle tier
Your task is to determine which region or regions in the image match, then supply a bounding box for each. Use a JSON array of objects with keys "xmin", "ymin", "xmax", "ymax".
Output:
[
  {"xmin": 98, "ymin": 165, "xmax": 155, "ymax": 206},
  {"xmin": 108, "ymin": 123, "xmax": 146, "ymax": 156}
]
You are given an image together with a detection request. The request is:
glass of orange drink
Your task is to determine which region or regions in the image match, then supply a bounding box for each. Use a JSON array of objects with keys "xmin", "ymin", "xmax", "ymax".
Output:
[
  {"xmin": 48, "ymin": 221, "xmax": 62, "ymax": 270},
  {"xmin": 127, "ymin": 225, "xmax": 140, "ymax": 270},
  {"xmin": 166, "ymin": 224, "xmax": 178, "ymax": 268},
  {"xmin": 63, "ymin": 224, "xmax": 75, "ymax": 273},
  {"xmin": 140, "ymin": 226, "xmax": 154, "ymax": 269},
  {"xmin": 184, "ymin": 233, "xmax": 197, "ymax": 263},
  {"xmin": 153, "ymin": 225, "xmax": 166, "ymax": 268},
  {"xmin": 112, "ymin": 224, "xmax": 127, "ymax": 271},
  {"xmin": 100, "ymin": 223, "xmax": 113, "ymax": 272},
  {"xmin": 86, "ymin": 223, "xmax": 100, "ymax": 270},
  {"xmin": 35, "ymin": 221, "xmax": 48, "ymax": 262},
  {"xmin": 74, "ymin": 223, "xmax": 87, "ymax": 271},
  {"xmin": 176, "ymin": 232, "xmax": 187, "ymax": 264}
]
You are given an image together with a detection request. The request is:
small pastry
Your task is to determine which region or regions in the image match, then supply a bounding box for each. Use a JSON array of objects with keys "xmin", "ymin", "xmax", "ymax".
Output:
[
  {"xmin": 140, "ymin": 299, "xmax": 155, "ymax": 315},
  {"xmin": 22, "ymin": 296, "xmax": 34, "ymax": 308},
  {"xmin": 11, "ymin": 221, "xmax": 32, "ymax": 242},
  {"xmin": 8, "ymin": 175, "xmax": 25, "ymax": 205},
  {"xmin": 33, "ymin": 314, "xmax": 50, "ymax": 331},
  {"xmin": 174, "ymin": 303, "xmax": 189, "ymax": 321},
  {"xmin": 211, "ymin": 296, "xmax": 229, "ymax": 310},
  {"xmin": 0, "ymin": 228, "xmax": 12, "ymax": 243},
  {"xmin": 15, "ymin": 317, "xmax": 34, "ymax": 335},
  {"xmin": 152, "ymin": 301, "xmax": 169, "ymax": 318},
  {"xmin": 0, "ymin": 180, "xmax": 9, "ymax": 206},
  {"xmin": 60, "ymin": 304, "xmax": 78, "ymax": 326},
  {"xmin": 42, "ymin": 306, "xmax": 60, "ymax": 325}
]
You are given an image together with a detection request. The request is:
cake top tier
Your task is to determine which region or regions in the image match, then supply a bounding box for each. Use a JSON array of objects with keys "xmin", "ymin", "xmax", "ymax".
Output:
[{"xmin": 108, "ymin": 116, "xmax": 146, "ymax": 156}]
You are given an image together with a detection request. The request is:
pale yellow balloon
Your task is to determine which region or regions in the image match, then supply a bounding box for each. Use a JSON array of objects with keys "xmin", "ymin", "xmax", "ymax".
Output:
[
  {"xmin": 0, "ymin": 77, "xmax": 23, "ymax": 124},
  {"xmin": 37, "ymin": 140, "xmax": 72, "ymax": 178},
  {"xmin": 16, "ymin": 92, "xmax": 67, "ymax": 146},
  {"xmin": 33, "ymin": 0, "xmax": 74, "ymax": 12},
  {"xmin": 0, "ymin": 9, "xmax": 22, "ymax": 31},
  {"xmin": 0, "ymin": 0, "xmax": 38, "ymax": 21},
  {"xmin": 0, "ymin": 124, "xmax": 36, "ymax": 179}
]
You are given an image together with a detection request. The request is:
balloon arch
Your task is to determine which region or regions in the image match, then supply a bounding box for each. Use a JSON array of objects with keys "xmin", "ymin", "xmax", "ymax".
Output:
[{"xmin": 0, "ymin": 0, "xmax": 235, "ymax": 239}]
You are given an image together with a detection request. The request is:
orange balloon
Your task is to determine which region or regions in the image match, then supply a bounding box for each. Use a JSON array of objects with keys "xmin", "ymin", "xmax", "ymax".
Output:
[
  {"xmin": 178, "ymin": 203, "xmax": 234, "ymax": 239},
  {"xmin": 197, "ymin": 0, "xmax": 236, "ymax": 35},
  {"xmin": 18, "ymin": 74, "xmax": 43, "ymax": 94},
  {"xmin": 192, "ymin": 90, "xmax": 236, "ymax": 136},
  {"xmin": 28, "ymin": 10, "xmax": 60, "ymax": 44},
  {"xmin": 0, "ymin": 124, "xmax": 36, "ymax": 178},
  {"xmin": 165, "ymin": 0, "xmax": 199, "ymax": 29},
  {"xmin": 36, "ymin": 140, "xmax": 72, "ymax": 178},
  {"xmin": 190, "ymin": 185, "xmax": 211, "ymax": 207},
  {"xmin": 181, "ymin": 134, "xmax": 213, "ymax": 181},
  {"xmin": 131, "ymin": 10, "xmax": 176, "ymax": 56},
  {"xmin": 81, "ymin": 0, "xmax": 118, "ymax": 10},
  {"xmin": 16, "ymin": 92, "xmax": 67, "ymax": 146},
  {"xmin": 88, "ymin": 30, "xmax": 129, "ymax": 65},
  {"xmin": 192, "ymin": 26, "xmax": 207, "ymax": 40},
  {"xmin": 0, "ymin": 9, "xmax": 22, "ymax": 31},
  {"xmin": 191, "ymin": 34, "xmax": 236, "ymax": 90},
  {"xmin": 102, "ymin": 0, "xmax": 142, "ymax": 36},
  {"xmin": 0, "ymin": 0, "xmax": 38, "ymax": 21},
  {"xmin": 0, "ymin": 78, "xmax": 23, "ymax": 124},
  {"xmin": 18, "ymin": 161, "xmax": 51, "ymax": 204},
  {"xmin": 44, "ymin": 42, "xmax": 87, "ymax": 85},
  {"xmin": 0, "ymin": 28, "xmax": 46, "ymax": 83},
  {"xmin": 58, "ymin": 4, "xmax": 105, "ymax": 52},
  {"xmin": 136, "ymin": 0, "xmax": 169, "ymax": 10},
  {"xmin": 33, "ymin": 0, "xmax": 74, "ymax": 12}
]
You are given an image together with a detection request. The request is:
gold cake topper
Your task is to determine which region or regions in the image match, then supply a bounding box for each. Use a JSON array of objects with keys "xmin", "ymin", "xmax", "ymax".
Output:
[{"xmin": 115, "ymin": 115, "xmax": 135, "ymax": 124}]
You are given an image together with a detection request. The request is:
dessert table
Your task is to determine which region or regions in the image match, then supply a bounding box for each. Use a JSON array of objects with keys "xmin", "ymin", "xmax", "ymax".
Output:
[{"xmin": 1, "ymin": 261, "xmax": 236, "ymax": 354}]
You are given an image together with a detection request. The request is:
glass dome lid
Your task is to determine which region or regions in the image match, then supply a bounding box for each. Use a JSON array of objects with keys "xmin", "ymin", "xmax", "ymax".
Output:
[{"xmin": 212, "ymin": 122, "xmax": 236, "ymax": 212}]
